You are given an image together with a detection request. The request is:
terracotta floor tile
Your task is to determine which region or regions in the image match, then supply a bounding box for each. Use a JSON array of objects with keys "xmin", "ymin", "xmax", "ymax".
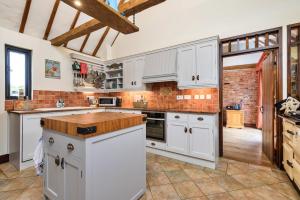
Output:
[
  {"xmin": 250, "ymin": 171, "xmax": 282, "ymax": 185},
  {"xmin": 195, "ymin": 178, "xmax": 226, "ymax": 195},
  {"xmin": 0, "ymin": 177, "xmax": 36, "ymax": 192},
  {"xmin": 207, "ymin": 192, "xmax": 234, "ymax": 200},
  {"xmin": 165, "ymin": 170, "xmax": 191, "ymax": 183},
  {"xmin": 229, "ymin": 188, "xmax": 262, "ymax": 200},
  {"xmin": 0, "ymin": 171, "xmax": 7, "ymax": 180},
  {"xmin": 269, "ymin": 169, "xmax": 290, "ymax": 182},
  {"xmin": 173, "ymin": 181, "xmax": 204, "ymax": 199},
  {"xmin": 183, "ymin": 168, "xmax": 210, "ymax": 180},
  {"xmin": 185, "ymin": 197, "xmax": 208, "ymax": 200},
  {"xmin": 147, "ymin": 162, "xmax": 164, "ymax": 173},
  {"xmin": 147, "ymin": 172, "xmax": 170, "ymax": 186},
  {"xmin": 150, "ymin": 184, "xmax": 180, "ymax": 200},
  {"xmin": 226, "ymin": 163, "xmax": 249, "ymax": 176},
  {"xmin": 203, "ymin": 167, "xmax": 226, "ymax": 177},
  {"xmin": 0, "ymin": 189, "xmax": 24, "ymax": 200},
  {"xmin": 231, "ymin": 174, "xmax": 265, "ymax": 188},
  {"xmin": 211, "ymin": 176, "xmax": 244, "ymax": 191},
  {"xmin": 268, "ymin": 182, "xmax": 300, "ymax": 200},
  {"xmin": 16, "ymin": 187, "xmax": 43, "ymax": 200},
  {"xmin": 251, "ymin": 185, "xmax": 291, "ymax": 200},
  {"xmin": 160, "ymin": 162, "xmax": 182, "ymax": 172},
  {"xmin": 140, "ymin": 188, "xmax": 153, "ymax": 200}
]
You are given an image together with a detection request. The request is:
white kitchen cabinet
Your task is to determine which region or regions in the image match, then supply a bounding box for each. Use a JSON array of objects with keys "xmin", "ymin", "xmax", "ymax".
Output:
[
  {"xmin": 143, "ymin": 49, "xmax": 177, "ymax": 83},
  {"xmin": 123, "ymin": 57, "xmax": 145, "ymax": 90},
  {"xmin": 166, "ymin": 122, "xmax": 189, "ymax": 155},
  {"xmin": 177, "ymin": 37, "xmax": 219, "ymax": 89}
]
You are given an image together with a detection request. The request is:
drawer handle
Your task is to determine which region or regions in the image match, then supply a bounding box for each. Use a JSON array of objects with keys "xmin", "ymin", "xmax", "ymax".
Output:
[
  {"xmin": 151, "ymin": 142, "xmax": 156, "ymax": 146},
  {"xmin": 197, "ymin": 117, "xmax": 204, "ymax": 121},
  {"xmin": 174, "ymin": 116, "xmax": 180, "ymax": 119},
  {"xmin": 189, "ymin": 128, "xmax": 192, "ymax": 134},
  {"xmin": 287, "ymin": 130, "xmax": 295, "ymax": 135},
  {"xmin": 49, "ymin": 137, "xmax": 54, "ymax": 144},
  {"xmin": 287, "ymin": 160, "xmax": 294, "ymax": 168},
  {"xmin": 67, "ymin": 143, "xmax": 75, "ymax": 151},
  {"xmin": 184, "ymin": 127, "xmax": 188, "ymax": 133},
  {"xmin": 55, "ymin": 155, "xmax": 60, "ymax": 166}
]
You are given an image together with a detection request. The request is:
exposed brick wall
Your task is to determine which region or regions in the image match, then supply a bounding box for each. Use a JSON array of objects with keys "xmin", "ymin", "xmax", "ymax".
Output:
[
  {"xmin": 5, "ymin": 82, "xmax": 220, "ymax": 113},
  {"xmin": 223, "ymin": 68, "xmax": 258, "ymax": 126}
]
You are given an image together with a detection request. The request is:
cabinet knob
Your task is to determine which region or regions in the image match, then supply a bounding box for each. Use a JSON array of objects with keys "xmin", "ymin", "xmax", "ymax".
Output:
[
  {"xmin": 131, "ymin": 81, "xmax": 134, "ymax": 85},
  {"xmin": 174, "ymin": 115, "xmax": 180, "ymax": 119},
  {"xmin": 197, "ymin": 75, "xmax": 199, "ymax": 80},
  {"xmin": 49, "ymin": 137, "xmax": 54, "ymax": 144},
  {"xmin": 134, "ymin": 81, "xmax": 137, "ymax": 85},
  {"xmin": 192, "ymin": 76, "xmax": 195, "ymax": 81},
  {"xmin": 184, "ymin": 127, "xmax": 188, "ymax": 133},
  {"xmin": 151, "ymin": 142, "xmax": 156, "ymax": 146},
  {"xmin": 55, "ymin": 155, "xmax": 60, "ymax": 166},
  {"xmin": 67, "ymin": 143, "xmax": 75, "ymax": 151},
  {"xmin": 197, "ymin": 117, "xmax": 204, "ymax": 121},
  {"xmin": 61, "ymin": 158, "xmax": 64, "ymax": 169}
]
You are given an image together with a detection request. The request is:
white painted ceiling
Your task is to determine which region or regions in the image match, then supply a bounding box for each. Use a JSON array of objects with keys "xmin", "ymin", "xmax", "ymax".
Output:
[{"xmin": 0, "ymin": 0, "xmax": 123, "ymax": 58}]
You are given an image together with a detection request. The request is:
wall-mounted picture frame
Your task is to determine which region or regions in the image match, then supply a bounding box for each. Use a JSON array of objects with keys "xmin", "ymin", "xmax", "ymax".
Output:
[{"xmin": 45, "ymin": 59, "xmax": 61, "ymax": 79}]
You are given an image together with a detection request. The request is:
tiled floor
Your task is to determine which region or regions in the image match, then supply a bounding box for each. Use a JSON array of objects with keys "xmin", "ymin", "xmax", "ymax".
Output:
[
  {"xmin": 0, "ymin": 153, "xmax": 299, "ymax": 200},
  {"xmin": 223, "ymin": 127, "xmax": 272, "ymax": 166}
]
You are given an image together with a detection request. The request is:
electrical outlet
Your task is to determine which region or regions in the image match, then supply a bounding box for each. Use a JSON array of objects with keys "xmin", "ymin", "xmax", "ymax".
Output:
[
  {"xmin": 200, "ymin": 95, "xmax": 205, "ymax": 100},
  {"xmin": 87, "ymin": 96, "xmax": 95, "ymax": 100},
  {"xmin": 194, "ymin": 95, "xmax": 199, "ymax": 100},
  {"xmin": 206, "ymin": 94, "xmax": 212, "ymax": 99},
  {"xmin": 176, "ymin": 95, "xmax": 184, "ymax": 100},
  {"xmin": 184, "ymin": 95, "xmax": 192, "ymax": 100}
]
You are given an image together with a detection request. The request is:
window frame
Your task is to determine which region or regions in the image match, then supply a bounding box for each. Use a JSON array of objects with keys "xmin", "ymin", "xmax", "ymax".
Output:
[{"xmin": 5, "ymin": 45, "xmax": 32, "ymax": 100}]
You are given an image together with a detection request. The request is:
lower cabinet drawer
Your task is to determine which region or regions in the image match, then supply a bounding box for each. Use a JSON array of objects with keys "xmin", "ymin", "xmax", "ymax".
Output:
[
  {"xmin": 293, "ymin": 159, "xmax": 300, "ymax": 190},
  {"xmin": 283, "ymin": 143, "xmax": 294, "ymax": 180},
  {"xmin": 146, "ymin": 140, "xmax": 166, "ymax": 150},
  {"xmin": 167, "ymin": 113, "xmax": 188, "ymax": 122}
]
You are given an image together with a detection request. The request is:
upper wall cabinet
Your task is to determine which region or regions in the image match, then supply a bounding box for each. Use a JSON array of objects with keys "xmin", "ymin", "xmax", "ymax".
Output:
[
  {"xmin": 143, "ymin": 49, "xmax": 177, "ymax": 83},
  {"xmin": 177, "ymin": 38, "xmax": 219, "ymax": 89},
  {"xmin": 123, "ymin": 57, "xmax": 145, "ymax": 90}
]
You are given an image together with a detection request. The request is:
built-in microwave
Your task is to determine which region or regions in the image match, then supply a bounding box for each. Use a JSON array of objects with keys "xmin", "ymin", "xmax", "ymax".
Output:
[{"xmin": 98, "ymin": 97, "xmax": 122, "ymax": 107}]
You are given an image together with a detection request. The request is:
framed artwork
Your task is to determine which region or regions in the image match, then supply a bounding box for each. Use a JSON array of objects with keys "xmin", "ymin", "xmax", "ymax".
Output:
[{"xmin": 45, "ymin": 59, "xmax": 61, "ymax": 79}]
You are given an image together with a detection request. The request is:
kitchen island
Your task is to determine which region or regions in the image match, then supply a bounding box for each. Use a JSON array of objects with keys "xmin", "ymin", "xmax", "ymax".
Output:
[{"xmin": 41, "ymin": 112, "xmax": 147, "ymax": 200}]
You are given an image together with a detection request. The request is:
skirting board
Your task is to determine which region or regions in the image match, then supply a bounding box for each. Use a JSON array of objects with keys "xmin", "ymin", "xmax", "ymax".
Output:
[
  {"xmin": 0, "ymin": 154, "xmax": 9, "ymax": 164},
  {"xmin": 146, "ymin": 147, "xmax": 216, "ymax": 169}
]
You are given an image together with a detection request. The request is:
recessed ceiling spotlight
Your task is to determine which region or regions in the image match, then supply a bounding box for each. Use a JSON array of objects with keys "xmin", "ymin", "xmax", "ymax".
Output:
[{"xmin": 74, "ymin": 0, "xmax": 82, "ymax": 7}]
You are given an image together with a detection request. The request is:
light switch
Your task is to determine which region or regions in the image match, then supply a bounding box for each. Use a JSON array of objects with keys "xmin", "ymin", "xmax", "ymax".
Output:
[
  {"xmin": 194, "ymin": 95, "xmax": 199, "ymax": 100},
  {"xmin": 200, "ymin": 95, "xmax": 205, "ymax": 100},
  {"xmin": 206, "ymin": 94, "xmax": 212, "ymax": 99},
  {"xmin": 176, "ymin": 95, "xmax": 184, "ymax": 100},
  {"xmin": 184, "ymin": 95, "xmax": 192, "ymax": 100}
]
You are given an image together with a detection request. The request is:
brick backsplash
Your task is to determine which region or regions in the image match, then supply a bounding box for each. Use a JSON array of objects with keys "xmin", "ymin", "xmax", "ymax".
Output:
[
  {"xmin": 5, "ymin": 82, "xmax": 219, "ymax": 112},
  {"xmin": 223, "ymin": 68, "xmax": 258, "ymax": 125}
]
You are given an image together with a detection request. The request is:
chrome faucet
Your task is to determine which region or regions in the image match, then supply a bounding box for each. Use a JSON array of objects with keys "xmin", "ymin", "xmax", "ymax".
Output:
[{"xmin": 56, "ymin": 99, "xmax": 65, "ymax": 108}]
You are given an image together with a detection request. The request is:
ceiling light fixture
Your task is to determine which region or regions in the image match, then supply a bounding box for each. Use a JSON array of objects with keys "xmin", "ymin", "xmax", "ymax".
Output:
[{"xmin": 74, "ymin": 0, "xmax": 82, "ymax": 7}]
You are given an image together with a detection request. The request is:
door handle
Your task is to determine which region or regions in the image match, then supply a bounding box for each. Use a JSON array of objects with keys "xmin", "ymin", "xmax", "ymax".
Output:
[
  {"xmin": 61, "ymin": 158, "xmax": 64, "ymax": 169},
  {"xmin": 189, "ymin": 128, "xmax": 192, "ymax": 134},
  {"xmin": 192, "ymin": 76, "xmax": 195, "ymax": 81},
  {"xmin": 55, "ymin": 155, "xmax": 60, "ymax": 166}
]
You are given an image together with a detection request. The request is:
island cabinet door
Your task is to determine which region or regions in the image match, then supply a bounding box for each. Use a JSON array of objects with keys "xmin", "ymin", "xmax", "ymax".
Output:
[
  {"xmin": 62, "ymin": 156, "xmax": 84, "ymax": 200},
  {"xmin": 188, "ymin": 123, "xmax": 214, "ymax": 161},
  {"xmin": 166, "ymin": 122, "xmax": 189, "ymax": 155},
  {"xmin": 44, "ymin": 149, "xmax": 63, "ymax": 200}
]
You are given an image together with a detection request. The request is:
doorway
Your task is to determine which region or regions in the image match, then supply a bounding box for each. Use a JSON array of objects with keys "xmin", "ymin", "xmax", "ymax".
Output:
[{"xmin": 219, "ymin": 27, "xmax": 283, "ymax": 167}]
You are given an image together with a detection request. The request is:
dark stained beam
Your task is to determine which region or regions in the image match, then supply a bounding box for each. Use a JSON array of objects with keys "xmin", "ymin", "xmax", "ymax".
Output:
[
  {"xmin": 80, "ymin": 33, "xmax": 90, "ymax": 52},
  {"xmin": 111, "ymin": 32, "xmax": 120, "ymax": 46},
  {"xmin": 119, "ymin": 0, "xmax": 166, "ymax": 17},
  {"xmin": 64, "ymin": 10, "xmax": 81, "ymax": 47},
  {"xmin": 19, "ymin": 0, "xmax": 32, "ymax": 33},
  {"xmin": 43, "ymin": 0, "xmax": 60, "ymax": 40},
  {"xmin": 51, "ymin": 0, "xmax": 165, "ymax": 46},
  {"xmin": 61, "ymin": 0, "xmax": 138, "ymax": 34},
  {"xmin": 93, "ymin": 27, "xmax": 110, "ymax": 56}
]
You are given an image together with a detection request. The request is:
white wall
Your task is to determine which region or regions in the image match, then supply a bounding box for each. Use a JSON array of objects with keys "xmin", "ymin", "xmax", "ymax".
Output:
[
  {"xmin": 0, "ymin": 27, "xmax": 92, "ymax": 155},
  {"xmin": 111, "ymin": 0, "xmax": 300, "ymax": 99},
  {"xmin": 223, "ymin": 52, "xmax": 263, "ymax": 67}
]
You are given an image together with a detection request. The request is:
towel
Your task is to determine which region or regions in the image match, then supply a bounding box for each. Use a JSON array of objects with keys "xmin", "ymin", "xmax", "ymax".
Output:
[{"xmin": 33, "ymin": 137, "xmax": 44, "ymax": 176}]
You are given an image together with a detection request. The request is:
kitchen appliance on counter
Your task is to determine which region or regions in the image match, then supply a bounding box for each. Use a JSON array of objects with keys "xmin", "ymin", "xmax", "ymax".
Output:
[
  {"xmin": 98, "ymin": 97, "xmax": 122, "ymax": 107},
  {"xmin": 142, "ymin": 111, "xmax": 166, "ymax": 142}
]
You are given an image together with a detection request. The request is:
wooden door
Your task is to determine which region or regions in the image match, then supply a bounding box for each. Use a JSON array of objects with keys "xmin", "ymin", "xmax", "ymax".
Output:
[
  {"xmin": 262, "ymin": 51, "xmax": 276, "ymax": 162},
  {"xmin": 177, "ymin": 45, "xmax": 197, "ymax": 87},
  {"xmin": 166, "ymin": 122, "xmax": 189, "ymax": 155},
  {"xmin": 189, "ymin": 123, "xmax": 214, "ymax": 161}
]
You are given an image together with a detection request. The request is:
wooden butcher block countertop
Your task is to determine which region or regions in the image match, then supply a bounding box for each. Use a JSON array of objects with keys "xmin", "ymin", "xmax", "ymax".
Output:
[{"xmin": 41, "ymin": 112, "xmax": 146, "ymax": 139}]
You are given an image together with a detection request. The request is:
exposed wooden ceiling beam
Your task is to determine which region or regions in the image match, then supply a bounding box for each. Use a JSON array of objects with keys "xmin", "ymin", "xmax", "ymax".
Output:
[
  {"xmin": 43, "ymin": 0, "xmax": 60, "ymax": 40},
  {"xmin": 93, "ymin": 27, "xmax": 110, "ymax": 56},
  {"xmin": 64, "ymin": 10, "xmax": 81, "ymax": 47},
  {"xmin": 51, "ymin": 0, "xmax": 164, "ymax": 46},
  {"xmin": 111, "ymin": 32, "xmax": 120, "ymax": 46},
  {"xmin": 61, "ymin": 0, "xmax": 138, "ymax": 34},
  {"xmin": 19, "ymin": 0, "xmax": 32, "ymax": 33},
  {"xmin": 80, "ymin": 33, "xmax": 91, "ymax": 52},
  {"xmin": 119, "ymin": 0, "xmax": 166, "ymax": 17}
]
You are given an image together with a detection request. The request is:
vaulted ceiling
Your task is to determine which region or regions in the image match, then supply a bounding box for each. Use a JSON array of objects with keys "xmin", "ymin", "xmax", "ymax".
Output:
[{"xmin": 0, "ymin": 0, "xmax": 165, "ymax": 58}]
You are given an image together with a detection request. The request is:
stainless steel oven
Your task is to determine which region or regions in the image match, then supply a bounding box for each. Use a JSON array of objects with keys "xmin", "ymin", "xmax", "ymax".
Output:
[{"xmin": 142, "ymin": 111, "xmax": 165, "ymax": 142}]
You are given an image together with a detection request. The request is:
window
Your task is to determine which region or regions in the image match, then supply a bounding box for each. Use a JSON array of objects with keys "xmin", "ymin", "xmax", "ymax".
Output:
[{"xmin": 5, "ymin": 45, "xmax": 32, "ymax": 99}]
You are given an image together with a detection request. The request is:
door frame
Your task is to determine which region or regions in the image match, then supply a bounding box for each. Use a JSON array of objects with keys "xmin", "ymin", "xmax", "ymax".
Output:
[{"xmin": 218, "ymin": 27, "xmax": 283, "ymax": 163}]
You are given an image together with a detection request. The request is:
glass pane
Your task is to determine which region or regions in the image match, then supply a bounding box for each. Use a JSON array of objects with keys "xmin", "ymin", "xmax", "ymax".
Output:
[
  {"xmin": 238, "ymin": 39, "xmax": 246, "ymax": 50},
  {"xmin": 231, "ymin": 41, "xmax": 238, "ymax": 52},
  {"xmin": 9, "ymin": 51, "xmax": 26, "ymax": 97},
  {"xmin": 269, "ymin": 33, "xmax": 278, "ymax": 46},
  {"xmin": 248, "ymin": 37, "xmax": 256, "ymax": 49},
  {"xmin": 258, "ymin": 35, "xmax": 265, "ymax": 48},
  {"xmin": 290, "ymin": 46, "xmax": 298, "ymax": 97},
  {"xmin": 222, "ymin": 42, "xmax": 229, "ymax": 53},
  {"xmin": 291, "ymin": 28, "xmax": 299, "ymax": 43}
]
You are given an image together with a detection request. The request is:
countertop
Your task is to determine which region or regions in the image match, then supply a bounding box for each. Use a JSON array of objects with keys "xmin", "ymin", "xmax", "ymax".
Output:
[
  {"xmin": 41, "ymin": 112, "xmax": 146, "ymax": 139},
  {"xmin": 8, "ymin": 106, "xmax": 219, "ymax": 115},
  {"xmin": 278, "ymin": 113, "xmax": 300, "ymax": 126}
]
